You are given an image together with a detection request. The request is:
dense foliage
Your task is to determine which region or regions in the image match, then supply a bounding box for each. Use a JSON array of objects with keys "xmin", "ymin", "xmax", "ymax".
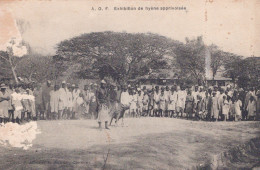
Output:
[{"xmin": 0, "ymin": 31, "xmax": 259, "ymax": 88}]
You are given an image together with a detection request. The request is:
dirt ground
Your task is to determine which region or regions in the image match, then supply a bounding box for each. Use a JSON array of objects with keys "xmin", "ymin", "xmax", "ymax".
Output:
[{"xmin": 0, "ymin": 118, "xmax": 259, "ymax": 170}]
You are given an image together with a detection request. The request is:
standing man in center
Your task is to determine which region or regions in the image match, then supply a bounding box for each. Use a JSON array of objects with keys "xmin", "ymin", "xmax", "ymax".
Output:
[{"xmin": 97, "ymin": 80, "xmax": 110, "ymax": 130}]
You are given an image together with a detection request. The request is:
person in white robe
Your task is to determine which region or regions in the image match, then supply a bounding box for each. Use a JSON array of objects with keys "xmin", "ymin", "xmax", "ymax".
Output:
[
  {"xmin": 66, "ymin": 84, "xmax": 73, "ymax": 119},
  {"xmin": 211, "ymin": 92, "xmax": 219, "ymax": 121},
  {"xmin": 199, "ymin": 87, "xmax": 206, "ymax": 100},
  {"xmin": 0, "ymin": 84, "xmax": 10, "ymax": 123},
  {"xmin": 247, "ymin": 96, "xmax": 256, "ymax": 120},
  {"xmin": 11, "ymin": 87, "xmax": 23, "ymax": 123},
  {"xmin": 176, "ymin": 86, "xmax": 187, "ymax": 117},
  {"xmin": 218, "ymin": 88, "xmax": 226, "ymax": 120},
  {"xmin": 50, "ymin": 85, "xmax": 60, "ymax": 119},
  {"xmin": 222, "ymin": 95, "xmax": 230, "ymax": 121},
  {"xmin": 234, "ymin": 98, "xmax": 242, "ymax": 121},
  {"xmin": 192, "ymin": 86, "xmax": 199, "ymax": 104},
  {"xmin": 137, "ymin": 89, "xmax": 143, "ymax": 117},
  {"xmin": 58, "ymin": 81, "xmax": 69, "ymax": 119},
  {"xmin": 72, "ymin": 84, "xmax": 81, "ymax": 119},
  {"xmin": 120, "ymin": 86, "xmax": 131, "ymax": 117},
  {"xmin": 153, "ymin": 86, "xmax": 160, "ymax": 117},
  {"xmin": 159, "ymin": 90, "xmax": 167, "ymax": 117},
  {"xmin": 130, "ymin": 90, "xmax": 138, "ymax": 117},
  {"xmin": 168, "ymin": 86, "xmax": 178, "ymax": 117},
  {"xmin": 142, "ymin": 90, "xmax": 150, "ymax": 116}
]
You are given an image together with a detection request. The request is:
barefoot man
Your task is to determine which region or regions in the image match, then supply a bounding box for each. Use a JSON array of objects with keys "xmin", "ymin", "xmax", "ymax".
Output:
[{"xmin": 97, "ymin": 80, "xmax": 110, "ymax": 130}]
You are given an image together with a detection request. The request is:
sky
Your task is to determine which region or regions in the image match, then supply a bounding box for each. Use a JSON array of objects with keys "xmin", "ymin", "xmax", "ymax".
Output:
[{"xmin": 0, "ymin": 0, "xmax": 259, "ymax": 57}]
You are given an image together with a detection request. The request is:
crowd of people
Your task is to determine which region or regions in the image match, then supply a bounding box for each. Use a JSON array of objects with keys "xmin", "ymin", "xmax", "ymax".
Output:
[
  {"xmin": 0, "ymin": 79, "xmax": 260, "ymax": 127},
  {"xmin": 119, "ymin": 83, "xmax": 260, "ymax": 122}
]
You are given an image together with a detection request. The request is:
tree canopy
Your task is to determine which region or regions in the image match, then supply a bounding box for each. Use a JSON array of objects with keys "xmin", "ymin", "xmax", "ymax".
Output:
[
  {"xmin": 1, "ymin": 31, "xmax": 259, "ymax": 88},
  {"xmin": 55, "ymin": 32, "xmax": 181, "ymax": 83}
]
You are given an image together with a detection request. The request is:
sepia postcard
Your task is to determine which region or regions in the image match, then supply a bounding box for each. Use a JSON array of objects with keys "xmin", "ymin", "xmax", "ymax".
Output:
[{"xmin": 0, "ymin": 0, "xmax": 259, "ymax": 169}]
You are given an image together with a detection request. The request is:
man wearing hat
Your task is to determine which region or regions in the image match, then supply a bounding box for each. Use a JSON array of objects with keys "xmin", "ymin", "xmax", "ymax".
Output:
[
  {"xmin": 42, "ymin": 80, "xmax": 52, "ymax": 120},
  {"xmin": 0, "ymin": 84, "xmax": 11, "ymax": 123},
  {"xmin": 97, "ymin": 80, "xmax": 110, "ymax": 129}
]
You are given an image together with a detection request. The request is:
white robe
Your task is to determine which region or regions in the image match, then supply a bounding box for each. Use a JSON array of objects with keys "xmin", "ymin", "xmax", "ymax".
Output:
[
  {"xmin": 121, "ymin": 91, "xmax": 131, "ymax": 106},
  {"xmin": 176, "ymin": 90, "xmax": 186, "ymax": 109},
  {"xmin": 168, "ymin": 92, "xmax": 178, "ymax": 111},
  {"xmin": 50, "ymin": 90, "xmax": 59, "ymax": 113},
  {"xmin": 247, "ymin": 100, "xmax": 256, "ymax": 116},
  {"xmin": 153, "ymin": 92, "xmax": 160, "ymax": 110},
  {"xmin": 58, "ymin": 88, "xmax": 69, "ymax": 110},
  {"xmin": 11, "ymin": 92, "xmax": 23, "ymax": 119},
  {"xmin": 222, "ymin": 100, "xmax": 230, "ymax": 116},
  {"xmin": 72, "ymin": 89, "xmax": 81, "ymax": 109},
  {"xmin": 130, "ymin": 94, "xmax": 137, "ymax": 111}
]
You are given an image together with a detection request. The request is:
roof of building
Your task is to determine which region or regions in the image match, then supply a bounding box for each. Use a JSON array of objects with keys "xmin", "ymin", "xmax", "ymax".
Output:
[{"xmin": 206, "ymin": 76, "xmax": 232, "ymax": 81}]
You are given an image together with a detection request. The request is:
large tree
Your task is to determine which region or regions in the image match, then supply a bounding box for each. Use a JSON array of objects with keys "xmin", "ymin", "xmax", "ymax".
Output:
[
  {"xmin": 174, "ymin": 36, "xmax": 206, "ymax": 85},
  {"xmin": 223, "ymin": 55, "xmax": 259, "ymax": 88},
  {"xmin": 15, "ymin": 54, "xmax": 55, "ymax": 83},
  {"xmin": 55, "ymin": 32, "xmax": 180, "ymax": 83},
  {"xmin": 209, "ymin": 44, "xmax": 224, "ymax": 79}
]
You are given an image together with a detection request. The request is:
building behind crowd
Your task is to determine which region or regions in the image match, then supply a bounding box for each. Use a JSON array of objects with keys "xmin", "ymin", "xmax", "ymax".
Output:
[{"xmin": 206, "ymin": 76, "xmax": 233, "ymax": 87}]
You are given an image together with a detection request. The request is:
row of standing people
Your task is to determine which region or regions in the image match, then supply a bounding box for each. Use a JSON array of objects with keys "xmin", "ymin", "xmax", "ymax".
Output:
[
  {"xmin": 119, "ymin": 85, "xmax": 260, "ymax": 121},
  {"xmin": 0, "ymin": 83, "xmax": 36, "ymax": 124},
  {"xmin": 40, "ymin": 81, "xmax": 98, "ymax": 120},
  {"xmin": 1, "ymin": 81, "xmax": 259, "ymax": 124},
  {"xmin": 0, "ymin": 81, "xmax": 99, "ymax": 124}
]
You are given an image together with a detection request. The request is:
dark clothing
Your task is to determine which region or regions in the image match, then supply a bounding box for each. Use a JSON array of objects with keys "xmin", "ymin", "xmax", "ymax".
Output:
[
  {"xmin": 185, "ymin": 95, "xmax": 194, "ymax": 117},
  {"xmin": 97, "ymin": 88, "xmax": 109, "ymax": 105},
  {"xmin": 42, "ymin": 85, "xmax": 52, "ymax": 110},
  {"xmin": 97, "ymin": 87, "xmax": 110, "ymax": 122},
  {"xmin": 109, "ymin": 89, "xmax": 118, "ymax": 103}
]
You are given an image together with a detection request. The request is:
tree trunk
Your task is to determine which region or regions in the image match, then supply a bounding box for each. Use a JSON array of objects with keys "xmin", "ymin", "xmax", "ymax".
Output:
[
  {"xmin": 212, "ymin": 71, "xmax": 216, "ymax": 80},
  {"xmin": 9, "ymin": 55, "xmax": 18, "ymax": 84}
]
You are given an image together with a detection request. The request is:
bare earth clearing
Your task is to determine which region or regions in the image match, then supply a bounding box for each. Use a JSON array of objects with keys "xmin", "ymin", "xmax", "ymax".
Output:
[{"xmin": 0, "ymin": 118, "xmax": 259, "ymax": 170}]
